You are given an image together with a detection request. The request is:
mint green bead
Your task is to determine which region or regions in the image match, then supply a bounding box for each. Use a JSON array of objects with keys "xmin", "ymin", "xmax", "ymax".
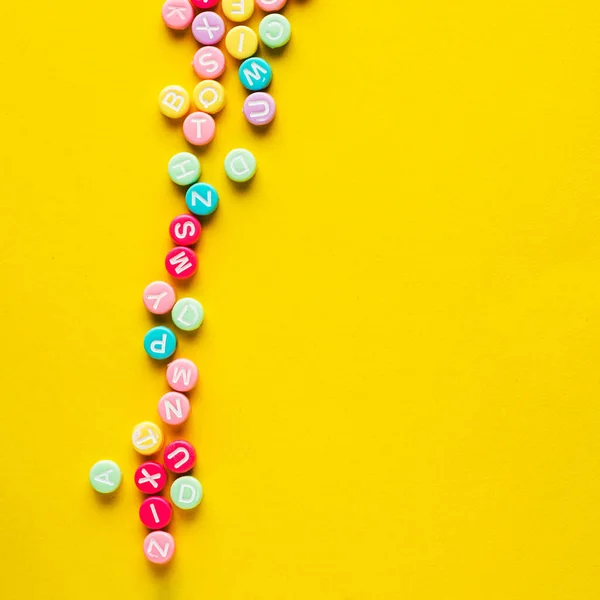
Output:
[
  {"xmin": 259, "ymin": 14, "xmax": 291, "ymax": 49},
  {"xmin": 172, "ymin": 298, "xmax": 204, "ymax": 331},
  {"xmin": 168, "ymin": 152, "xmax": 201, "ymax": 186},
  {"xmin": 224, "ymin": 148, "xmax": 257, "ymax": 183},
  {"xmin": 170, "ymin": 476, "xmax": 203, "ymax": 509},
  {"xmin": 89, "ymin": 459, "xmax": 122, "ymax": 494}
]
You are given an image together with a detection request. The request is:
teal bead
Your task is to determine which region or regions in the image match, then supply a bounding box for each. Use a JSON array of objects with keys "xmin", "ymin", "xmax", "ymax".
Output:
[
  {"xmin": 170, "ymin": 475, "xmax": 203, "ymax": 510},
  {"xmin": 168, "ymin": 152, "xmax": 201, "ymax": 186},
  {"xmin": 144, "ymin": 326, "xmax": 177, "ymax": 360},
  {"xmin": 185, "ymin": 182, "xmax": 219, "ymax": 216},
  {"xmin": 238, "ymin": 57, "xmax": 272, "ymax": 91},
  {"xmin": 224, "ymin": 148, "xmax": 257, "ymax": 183},
  {"xmin": 89, "ymin": 460, "xmax": 122, "ymax": 494},
  {"xmin": 259, "ymin": 14, "xmax": 291, "ymax": 49}
]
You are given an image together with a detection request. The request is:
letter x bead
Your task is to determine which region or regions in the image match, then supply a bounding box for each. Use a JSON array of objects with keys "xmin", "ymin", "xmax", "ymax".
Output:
[
  {"xmin": 192, "ymin": 12, "xmax": 225, "ymax": 45},
  {"xmin": 134, "ymin": 461, "xmax": 167, "ymax": 494},
  {"xmin": 140, "ymin": 496, "xmax": 172, "ymax": 529},
  {"xmin": 164, "ymin": 440, "xmax": 197, "ymax": 474}
]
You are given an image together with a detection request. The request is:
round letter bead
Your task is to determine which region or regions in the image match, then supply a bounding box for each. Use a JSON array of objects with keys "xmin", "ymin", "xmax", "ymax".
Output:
[
  {"xmin": 222, "ymin": 0, "xmax": 254, "ymax": 22},
  {"xmin": 243, "ymin": 92, "xmax": 276, "ymax": 126},
  {"xmin": 259, "ymin": 14, "xmax": 291, "ymax": 49},
  {"xmin": 144, "ymin": 531, "xmax": 175, "ymax": 565},
  {"xmin": 239, "ymin": 57, "xmax": 272, "ymax": 91},
  {"xmin": 158, "ymin": 392, "xmax": 191, "ymax": 426},
  {"xmin": 192, "ymin": 12, "xmax": 225, "ymax": 45},
  {"xmin": 162, "ymin": 0, "xmax": 194, "ymax": 30},
  {"xmin": 166, "ymin": 358, "xmax": 199, "ymax": 392},
  {"xmin": 168, "ymin": 152, "xmax": 200, "ymax": 186},
  {"xmin": 144, "ymin": 326, "xmax": 177, "ymax": 360},
  {"xmin": 89, "ymin": 460, "xmax": 122, "ymax": 494},
  {"xmin": 224, "ymin": 148, "xmax": 257, "ymax": 182},
  {"xmin": 169, "ymin": 215, "xmax": 201, "ymax": 246},
  {"xmin": 135, "ymin": 461, "xmax": 167, "ymax": 494},
  {"xmin": 183, "ymin": 112, "xmax": 216, "ymax": 146},
  {"xmin": 164, "ymin": 440, "xmax": 197, "ymax": 474},
  {"xmin": 193, "ymin": 47, "xmax": 226, "ymax": 79},
  {"xmin": 225, "ymin": 26, "xmax": 258, "ymax": 60},
  {"xmin": 132, "ymin": 422, "xmax": 164, "ymax": 456},
  {"xmin": 165, "ymin": 247, "xmax": 198, "ymax": 279},
  {"xmin": 170, "ymin": 475, "xmax": 203, "ymax": 509},
  {"xmin": 158, "ymin": 85, "xmax": 190, "ymax": 119},
  {"xmin": 172, "ymin": 298, "xmax": 204, "ymax": 331},
  {"xmin": 192, "ymin": 80, "xmax": 226, "ymax": 114},
  {"xmin": 143, "ymin": 281, "xmax": 176, "ymax": 315},
  {"xmin": 140, "ymin": 496, "xmax": 172, "ymax": 529},
  {"xmin": 185, "ymin": 182, "xmax": 219, "ymax": 216},
  {"xmin": 191, "ymin": 0, "xmax": 219, "ymax": 8},
  {"xmin": 255, "ymin": 0, "xmax": 287, "ymax": 11}
]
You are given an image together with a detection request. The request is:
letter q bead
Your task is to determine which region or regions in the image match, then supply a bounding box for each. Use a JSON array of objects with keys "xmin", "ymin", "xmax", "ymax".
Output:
[
  {"xmin": 140, "ymin": 496, "xmax": 172, "ymax": 529},
  {"xmin": 169, "ymin": 214, "xmax": 201, "ymax": 246},
  {"xmin": 167, "ymin": 358, "xmax": 199, "ymax": 392},
  {"xmin": 144, "ymin": 531, "xmax": 175, "ymax": 564},
  {"xmin": 193, "ymin": 80, "xmax": 226, "ymax": 115},
  {"xmin": 132, "ymin": 421, "xmax": 164, "ymax": 456},
  {"xmin": 243, "ymin": 92, "xmax": 276, "ymax": 126},
  {"xmin": 166, "ymin": 247, "xmax": 198, "ymax": 279},
  {"xmin": 164, "ymin": 440, "xmax": 197, "ymax": 474},
  {"xmin": 143, "ymin": 281, "xmax": 176, "ymax": 315},
  {"xmin": 144, "ymin": 326, "xmax": 177, "ymax": 360},
  {"xmin": 162, "ymin": 0, "xmax": 194, "ymax": 30},
  {"xmin": 256, "ymin": 0, "xmax": 287, "ymax": 11}
]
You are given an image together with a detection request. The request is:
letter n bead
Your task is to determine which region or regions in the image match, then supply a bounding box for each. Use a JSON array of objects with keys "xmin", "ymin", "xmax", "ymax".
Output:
[
  {"xmin": 166, "ymin": 247, "xmax": 198, "ymax": 279},
  {"xmin": 144, "ymin": 531, "xmax": 175, "ymax": 564},
  {"xmin": 185, "ymin": 182, "xmax": 219, "ymax": 216},
  {"xmin": 158, "ymin": 392, "xmax": 191, "ymax": 426}
]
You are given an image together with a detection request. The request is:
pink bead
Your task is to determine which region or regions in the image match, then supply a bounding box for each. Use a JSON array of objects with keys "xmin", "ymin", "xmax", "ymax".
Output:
[
  {"xmin": 169, "ymin": 214, "xmax": 201, "ymax": 246},
  {"xmin": 143, "ymin": 531, "xmax": 175, "ymax": 564},
  {"xmin": 164, "ymin": 440, "xmax": 197, "ymax": 474},
  {"xmin": 165, "ymin": 247, "xmax": 197, "ymax": 279},
  {"xmin": 255, "ymin": 0, "xmax": 287, "ymax": 11},
  {"xmin": 191, "ymin": 0, "xmax": 219, "ymax": 8},
  {"xmin": 192, "ymin": 12, "xmax": 225, "ymax": 45},
  {"xmin": 143, "ymin": 281, "xmax": 176, "ymax": 315},
  {"xmin": 134, "ymin": 462, "xmax": 167, "ymax": 494},
  {"xmin": 183, "ymin": 112, "xmax": 216, "ymax": 146},
  {"xmin": 158, "ymin": 392, "xmax": 191, "ymax": 426},
  {"xmin": 162, "ymin": 0, "xmax": 194, "ymax": 30},
  {"xmin": 166, "ymin": 358, "xmax": 199, "ymax": 392},
  {"xmin": 193, "ymin": 47, "xmax": 226, "ymax": 79},
  {"xmin": 243, "ymin": 92, "xmax": 276, "ymax": 126},
  {"xmin": 139, "ymin": 496, "xmax": 173, "ymax": 529}
]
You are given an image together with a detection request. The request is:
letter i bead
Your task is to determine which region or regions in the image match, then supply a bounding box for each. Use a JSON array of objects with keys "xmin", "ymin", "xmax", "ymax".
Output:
[{"xmin": 140, "ymin": 496, "xmax": 173, "ymax": 529}]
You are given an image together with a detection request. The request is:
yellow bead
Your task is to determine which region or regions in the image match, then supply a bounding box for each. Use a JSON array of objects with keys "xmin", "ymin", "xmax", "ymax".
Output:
[
  {"xmin": 225, "ymin": 26, "xmax": 258, "ymax": 60},
  {"xmin": 132, "ymin": 421, "xmax": 164, "ymax": 456},
  {"xmin": 192, "ymin": 80, "xmax": 226, "ymax": 114},
  {"xmin": 158, "ymin": 85, "xmax": 190, "ymax": 119},
  {"xmin": 222, "ymin": 0, "xmax": 254, "ymax": 23}
]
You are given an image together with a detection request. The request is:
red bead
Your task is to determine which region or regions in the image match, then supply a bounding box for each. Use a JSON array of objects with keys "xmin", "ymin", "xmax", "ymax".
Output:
[
  {"xmin": 164, "ymin": 440, "xmax": 197, "ymax": 474},
  {"xmin": 191, "ymin": 0, "xmax": 219, "ymax": 8},
  {"xmin": 169, "ymin": 214, "xmax": 201, "ymax": 246},
  {"xmin": 139, "ymin": 496, "xmax": 173, "ymax": 529},
  {"xmin": 134, "ymin": 461, "xmax": 167, "ymax": 494},
  {"xmin": 165, "ymin": 247, "xmax": 197, "ymax": 279}
]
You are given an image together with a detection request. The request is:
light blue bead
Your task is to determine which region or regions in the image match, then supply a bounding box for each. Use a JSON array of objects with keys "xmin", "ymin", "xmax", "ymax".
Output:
[
  {"xmin": 238, "ymin": 57, "xmax": 272, "ymax": 91},
  {"xmin": 144, "ymin": 326, "xmax": 177, "ymax": 360},
  {"xmin": 185, "ymin": 182, "xmax": 219, "ymax": 216}
]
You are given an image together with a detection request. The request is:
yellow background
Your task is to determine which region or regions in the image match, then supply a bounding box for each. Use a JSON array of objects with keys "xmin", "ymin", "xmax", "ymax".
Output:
[{"xmin": 1, "ymin": 0, "xmax": 600, "ymax": 597}]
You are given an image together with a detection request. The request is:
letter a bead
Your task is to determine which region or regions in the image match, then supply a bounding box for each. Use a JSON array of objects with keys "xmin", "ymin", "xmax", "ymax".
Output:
[
  {"xmin": 132, "ymin": 421, "xmax": 164, "ymax": 455},
  {"xmin": 158, "ymin": 392, "xmax": 191, "ymax": 426},
  {"xmin": 243, "ymin": 92, "xmax": 276, "ymax": 126},
  {"xmin": 168, "ymin": 152, "xmax": 201, "ymax": 186},
  {"xmin": 193, "ymin": 47, "xmax": 226, "ymax": 79},
  {"xmin": 170, "ymin": 475, "xmax": 203, "ymax": 509},
  {"xmin": 90, "ymin": 460, "xmax": 122, "ymax": 494},
  {"xmin": 183, "ymin": 112, "xmax": 216, "ymax": 146},
  {"xmin": 255, "ymin": 0, "xmax": 287, "ymax": 11},
  {"xmin": 140, "ymin": 496, "xmax": 172, "ymax": 529},
  {"xmin": 166, "ymin": 247, "xmax": 198, "ymax": 279},
  {"xmin": 166, "ymin": 358, "xmax": 199, "ymax": 392},
  {"xmin": 192, "ymin": 12, "xmax": 225, "ymax": 45},
  {"xmin": 143, "ymin": 281, "xmax": 176, "ymax": 315},
  {"xmin": 224, "ymin": 148, "xmax": 257, "ymax": 182},
  {"xmin": 238, "ymin": 57, "xmax": 272, "ymax": 91},
  {"xmin": 158, "ymin": 85, "xmax": 190, "ymax": 119},
  {"xmin": 172, "ymin": 298, "xmax": 204, "ymax": 331},
  {"xmin": 169, "ymin": 215, "xmax": 201, "ymax": 246},
  {"xmin": 222, "ymin": 0, "xmax": 254, "ymax": 22},
  {"xmin": 185, "ymin": 182, "xmax": 219, "ymax": 216},
  {"xmin": 225, "ymin": 26, "xmax": 258, "ymax": 60},
  {"xmin": 164, "ymin": 440, "xmax": 197, "ymax": 474},
  {"xmin": 259, "ymin": 14, "xmax": 291, "ymax": 49},
  {"xmin": 144, "ymin": 326, "xmax": 177, "ymax": 360},
  {"xmin": 144, "ymin": 531, "xmax": 175, "ymax": 564},
  {"xmin": 162, "ymin": 0, "xmax": 194, "ymax": 30},
  {"xmin": 135, "ymin": 461, "xmax": 167, "ymax": 494}
]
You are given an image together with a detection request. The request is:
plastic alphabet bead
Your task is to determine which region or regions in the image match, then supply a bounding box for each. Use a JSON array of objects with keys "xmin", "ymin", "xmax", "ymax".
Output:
[
  {"xmin": 255, "ymin": 0, "xmax": 287, "ymax": 11},
  {"xmin": 193, "ymin": 47, "xmax": 226, "ymax": 79},
  {"xmin": 225, "ymin": 26, "xmax": 258, "ymax": 60},
  {"xmin": 172, "ymin": 298, "xmax": 204, "ymax": 331},
  {"xmin": 183, "ymin": 112, "xmax": 216, "ymax": 146},
  {"xmin": 164, "ymin": 440, "xmax": 197, "ymax": 474},
  {"xmin": 168, "ymin": 152, "xmax": 201, "ymax": 186},
  {"xmin": 132, "ymin": 421, "xmax": 164, "ymax": 456},
  {"xmin": 143, "ymin": 281, "xmax": 176, "ymax": 315},
  {"xmin": 185, "ymin": 182, "xmax": 219, "ymax": 216},
  {"xmin": 89, "ymin": 460, "xmax": 122, "ymax": 494},
  {"xmin": 140, "ymin": 497, "xmax": 172, "ymax": 529},
  {"xmin": 170, "ymin": 475, "xmax": 203, "ymax": 509},
  {"xmin": 144, "ymin": 326, "xmax": 177, "ymax": 360},
  {"xmin": 192, "ymin": 12, "xmax": 225, "ymax": 45},
  {"xmin": 224, "ymin": 148, "xmax": 257, "ymax": 182},
  {"xmin": 238, "ymin": 57, "xmax": 272, "ymax": 91},
  {"xmin": 166, "ymin": 358, "xmax": 199, "ymax": 392},
  {"xmin": 169, "ymin": 215, "xmax": 201, "ymax": 246},
  {"xmin": 158, "ymin": 392, "xmax": 191, "ymax": 426},
  {"xmin": 135, "ymin": 461, "xmax": 167, "ymax": 494},
  {"xmin": 243, "ymin": 92, "xmax": 276, "ymax": 126},
  {"xmin": 162, "ymin": 0, "xmax": 194, "ymax": 30},
  {"xmin": 191, "ymin": 0, "xmax": 219, "ymax": 8},
  {"xmin": 259, "ymin": 14, "xmax": 291, "ymax": 49},
  {"xmin": 193, "ymin": 80, "xmax": 226, "ymax": 115},
  {"xmin": 144, "ymin": 531, "xmax": 175, "ymax": 564},
  {"xmin": 222, "ymin": 0, "xmax": 254, "ymax": 22},
  {"xmin": 158, "ymin": 85, "xmax": 190, "ymax": 119},
  {"xmin": 165, "ymin": 247, "xmax": 198, "ymax": 279}
]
